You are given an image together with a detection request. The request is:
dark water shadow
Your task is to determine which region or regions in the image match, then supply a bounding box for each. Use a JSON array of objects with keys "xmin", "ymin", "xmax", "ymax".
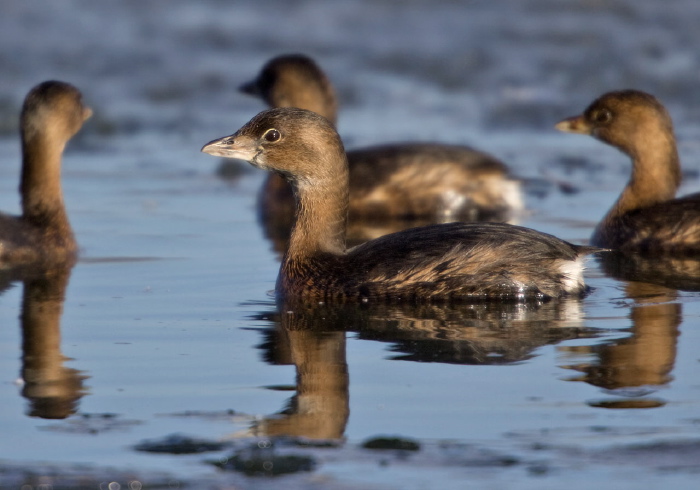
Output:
[
  {"xmin": 597, "ymin": 251, "xmax": 700, "ymax": 292},
  {"xmin": 557, "ymin": 252, "xmax": 700, "ymax": 409},
  {"xmin": 1, "ymin": 264, "xmax": 89, "ymax": 420},
  {"xmin": 247, "ymin": 298, "xmax": 603, "ymax": 440},
  {"xmin": 257, "ymin": 299, "xmax": 599, "ymax": 365}
]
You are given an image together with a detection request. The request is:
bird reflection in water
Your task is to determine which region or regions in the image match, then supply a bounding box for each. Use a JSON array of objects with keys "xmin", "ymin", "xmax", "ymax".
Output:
[
  {"xmin": 559, "ymin": 252, "xmax": 697, "ymax": 409},
  {"xmin": 250, "ymin": 297, "xmax": 601, "ymax": 440},
  {"xmin": 10, "ymin": 265, "xmax": 88, "ymax": 419},
  {"xmin": 254, "ymin": 327, "xmax": 349, "ymax": 440}
]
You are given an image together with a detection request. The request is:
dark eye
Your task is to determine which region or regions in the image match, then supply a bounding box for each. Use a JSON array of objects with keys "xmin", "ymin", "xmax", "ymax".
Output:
[
  {"xmin": 263, "ymin": 129, "xmax": 281, "ymax": 142},
  {"xmin": 592, "ymin": 109, "xmax": 612, "ymax": 124}
]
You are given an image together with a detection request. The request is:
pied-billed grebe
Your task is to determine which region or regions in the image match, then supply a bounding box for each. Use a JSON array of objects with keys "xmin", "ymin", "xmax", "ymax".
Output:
[
  {"xmin": 556, "ymin": 90, "xmax": 700, "ymax": 253},
  {"xmin": 240, "ymin": 54, "xmax": 523, "ymax": 223},
  {"xmin": 203, "ymin": 108, "xmax": 597, "ymax": 303},
  {"xmin": 0, "ymin": 81, "xmax": 91, "ymax": 266}
]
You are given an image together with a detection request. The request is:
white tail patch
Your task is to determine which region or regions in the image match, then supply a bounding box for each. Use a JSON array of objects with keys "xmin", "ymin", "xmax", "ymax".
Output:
[
  {"xmin": 439, "ymin": 190, "xmax": 468, "ymax": 219},
  {"xmin": 500, "ymin": 179, "xmax": 525, "ymax": 213},
  {"xmin": 556, "ymin": 256, "xmax": 586, "ymax": 293}
]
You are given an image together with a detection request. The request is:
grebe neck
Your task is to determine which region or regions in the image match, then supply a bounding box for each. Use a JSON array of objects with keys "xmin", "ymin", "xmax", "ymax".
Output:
[
  {"xmin": 608, "ymin": 133, "xmax": 680, "ymax": 218},
  {"xmin": 21, "ymin": 134, "xmax": 70, "ymax": 228},
  {"xmin": 286, "ymin": 157, "xmax": 349, "ymax": 259}
]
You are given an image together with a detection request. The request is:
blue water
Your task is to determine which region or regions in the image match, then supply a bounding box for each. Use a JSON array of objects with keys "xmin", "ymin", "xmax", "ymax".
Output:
[{"xmin": 1, "ymin": 1, "xmax": 700, "ymax": 488}]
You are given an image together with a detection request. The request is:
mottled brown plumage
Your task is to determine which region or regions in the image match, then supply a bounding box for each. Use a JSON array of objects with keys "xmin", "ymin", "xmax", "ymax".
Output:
[
  {"xmin": 203, "ymin": 108, "xmax": 597, "ymax": 303},
  {"xmin": 0, "ymin": 81, "xmax": 91, "ymax": 267},
  {"xmin": 241, "ymin": 54, "xmax": 523, "ymax": 225},
  {"xmin": 556, "ymin": 90, "xmax": 700, "ymax": 253}
]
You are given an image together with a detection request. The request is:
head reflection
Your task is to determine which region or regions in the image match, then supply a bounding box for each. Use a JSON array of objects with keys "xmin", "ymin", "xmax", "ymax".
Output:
[
  {"xmin": 560, "ymin": 252, "xmax": 694, "ymax": 409},
  {"xmin": 255, "ymin": 326, "xmax": 349, "ymax": 440},
  {"xmin": 15, "ymin": 265, "xmax": 88, "ymax": 419}
]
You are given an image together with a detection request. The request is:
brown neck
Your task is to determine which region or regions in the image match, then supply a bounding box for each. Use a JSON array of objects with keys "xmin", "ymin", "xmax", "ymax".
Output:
[
  {"xmin": 285, "ymin": 156, "xmax": 349, "ymax": 260},
  {"xmin": 605, "ymin": 134, "xmax": 681, "ymax": 220},
  {"xmin": 21, "ymin": 135, "xmax": 71, "ymax": 229}
]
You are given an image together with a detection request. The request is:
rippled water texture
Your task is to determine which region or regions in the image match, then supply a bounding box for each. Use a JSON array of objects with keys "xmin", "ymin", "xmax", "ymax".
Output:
[{"xmin": 1, "ymin": 1, "xmax": 700, "ymax": 488}]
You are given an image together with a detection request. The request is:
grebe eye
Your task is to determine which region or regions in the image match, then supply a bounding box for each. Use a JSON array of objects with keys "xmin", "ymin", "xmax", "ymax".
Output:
[
  {"xmin": 592, "ymin": 109, "xmax": 612, "ymax": 124},
  {"xmin": 263, "ymin": 129, "xmax": 281, "ymax": 142}
]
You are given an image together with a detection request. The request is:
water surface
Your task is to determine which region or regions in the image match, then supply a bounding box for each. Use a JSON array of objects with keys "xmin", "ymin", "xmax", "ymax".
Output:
[{"xmin": 1, "ymin": 1, "xmax": 700, "ymax": 488}]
